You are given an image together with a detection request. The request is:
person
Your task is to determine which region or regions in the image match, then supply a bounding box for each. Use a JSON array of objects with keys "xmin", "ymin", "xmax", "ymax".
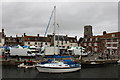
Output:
[
  {"xmin": 24, "ymin": 60, "xmax": 27, "ymax": 65},
  {"xmin": 106, "ymin": 53, "xmax": 109, "ymax": 59},
  {"xmin": 5, "ymin": 53, "xmax": 7, "ymax": 60}
]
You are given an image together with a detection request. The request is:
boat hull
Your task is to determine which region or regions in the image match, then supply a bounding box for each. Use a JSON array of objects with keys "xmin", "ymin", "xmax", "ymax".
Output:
[
  {"xmin": 117, "ymin": 60, "xmax": 120, "ymax": 64},
  {"xmin": 36, "ymin": 66, "xmax": 81, "ymax": 73}
]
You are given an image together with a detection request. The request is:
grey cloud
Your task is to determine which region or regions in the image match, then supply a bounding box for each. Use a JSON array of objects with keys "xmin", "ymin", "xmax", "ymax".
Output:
[{"xmin": 2, "ymin": 2, "xmax": 118, "ymax": 39}]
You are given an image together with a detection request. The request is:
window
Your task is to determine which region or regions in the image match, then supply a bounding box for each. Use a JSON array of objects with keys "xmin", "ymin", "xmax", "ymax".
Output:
[
  {"xmin": 57, "ymin": 41, "xmax": 59, "ymax": 45},
  {"xmin": 86, "ymin": 28, "xmax": 88, "ymax": 31},
  {"xmin": 28, "ymin": 38, "xmax": 30, "ymax": 40},
  {"xmin": 28, "ymin": 42, "xmax": 30, "ymax": 44},
  {"xmin": 89, "ymin": 43, "xmax": 91, "ymax": 46},
  {"xmin": 0, "ymin": 39, "xmax": 1, "ymax": 43},
  {"xmin": 67, "ymin": 46, "xmax": 69, "ymax": 49},
  {"xmin": 65, "ymin": 41, "xmax": 67, "ymax": 44},
  {"xmin": 105, "ymin": 44, "xmax": 107, "ymax": 47},
  {"xmin": 112, "ymin": 34, "xmax": 115, "ymax": 37},
  {"xmin": 90, "ymin": 38, "xmax": 92, "ymax": 41},
  {"xmin": 84, "ymin": 43, "xmax": 87, "ymax": 46},
  {"xmin": 73, "ymin": 40, "xmax": 74, "ymax": 42},
  {"xmin": 35, "ymin": 42, "xmax": 37, "ymax": 45},
  {"xmin": 96, "ymin": 38, "xmax": 98, "ymax": 41},
  {"xmin": 40, "ymin": 43, "xmax": 43, "ymax": 46},
  {"xmin": 35, "ymin": 38, "xmax": 38, "ymax": 40},
  {"xmin": 45, "ymin": 42, "xmax": 47, "ymax": 45},
  {"xmin": 94, "ymin": 43, "xmax": 97, "ymax": 46},
  {"xmin": 61, "ymin": 41, "xmax": 63, "ymax": 45},
  {"xmin": 94, "ymin": 48, "xmax": 97, "ymax": 52},
  {"xmin": 38, "ymin": 43, "xmax": 40, "ymax": 45},
  {"xmin": 21, "ymin": 38, "xmax": 23, "ymax": 41},
  {"xmin": 113, "ymin": 44, "xmax": 117, "ymax": 47},
  {"xmin": 75, "ymin": 40, "xmax": 77, "ymax": 42}
]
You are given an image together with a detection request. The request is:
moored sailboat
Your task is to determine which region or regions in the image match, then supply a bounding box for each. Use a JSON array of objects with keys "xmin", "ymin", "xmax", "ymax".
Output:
[
  {"xmin": 35, "ymin": 6, "xmax": 81, "ymax": 73},
  {"xmin": 35, "ymin": 55, "xmax": 81, "ymax": 73}
]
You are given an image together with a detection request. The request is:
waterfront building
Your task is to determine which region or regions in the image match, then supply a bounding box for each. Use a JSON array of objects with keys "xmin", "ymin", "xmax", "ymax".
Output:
[
  {"xmin": 101, "ymin": 31, "xmax": 120, "ymax": 54},
  {"xmin": 47, "ymin": 34, "xmax": 78, "ymax": 48},
  {"xmin": 80, "ymin": 35, "xmax": 102, "ymax": 53},
  {"xmin": 5, "ymin": 35, "xmax": 24, "ymax": 46},
  {"xmin": 68, "ymin": 36, "xmax": 78, "ymax": 47},
  {"xmin": 23, "ymin": 33, "xmax": 51, "ymax": 47},
  {"xmin": 4, "ymin": 31, "xmax": 78, "ymax": 48},
  {"xmin": 79, "ymin": 31, "xmax": 120, "ymax": 54}
]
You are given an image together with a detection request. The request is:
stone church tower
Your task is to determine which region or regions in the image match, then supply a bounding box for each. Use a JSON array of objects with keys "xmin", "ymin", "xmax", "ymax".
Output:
[{"xmin": 84, "ymin": 25, "xmax": 93, "ymax": 38}]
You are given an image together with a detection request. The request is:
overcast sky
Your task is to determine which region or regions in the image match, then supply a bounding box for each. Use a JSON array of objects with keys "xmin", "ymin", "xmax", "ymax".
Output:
[{"xmin": 1, "ymin": 2, "xmax": 118, "ymax": 39}]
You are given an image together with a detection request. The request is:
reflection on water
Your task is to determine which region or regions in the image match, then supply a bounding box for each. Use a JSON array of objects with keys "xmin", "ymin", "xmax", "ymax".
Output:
[{"xmin": 2, "ymin": 64, "xmax": 119, "ymax": 78}]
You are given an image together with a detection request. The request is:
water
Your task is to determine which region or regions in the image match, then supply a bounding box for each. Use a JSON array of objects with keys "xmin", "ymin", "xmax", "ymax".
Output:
[{"xmin": 1, "ymin": 64, "xmax": 120, "ymax": 79}]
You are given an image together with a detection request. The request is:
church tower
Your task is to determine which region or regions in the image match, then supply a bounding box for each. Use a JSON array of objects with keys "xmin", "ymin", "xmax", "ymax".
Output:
[{"xmin": 84, "ymin": 25, "xmax": 93, "ymax": 38}]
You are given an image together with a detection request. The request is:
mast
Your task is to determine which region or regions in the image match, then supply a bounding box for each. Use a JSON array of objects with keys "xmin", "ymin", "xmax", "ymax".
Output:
[
  {"xmin": 57, "ymin": 24, "xmax": 60, "ymax": 54},
  {"xmin": 53, "ymin": 6, "xmax": 56, "ymax": 55}
]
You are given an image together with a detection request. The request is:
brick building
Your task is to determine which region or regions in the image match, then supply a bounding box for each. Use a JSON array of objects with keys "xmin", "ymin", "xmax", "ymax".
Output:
[
  {"xmin": 101, "ymin": 32, "xmax": 120, "ymax": 54},
  {"xmin": 79, "ymin": 31, "xmax": 120, "ymax": 54},
  {"xmin": 5, "ymin": 36, "xmax": 24, "ymax": 46},
  {"xmin": 23, "ymin": 34, "xmax": 51, "ymax": 47},
  {"xmin": 4, "ymin": 31, "xmax": 78, "ymax": 48},
  {"xmin": 48, "ymin": 34, "xmax": 78, "ymax": 48}
]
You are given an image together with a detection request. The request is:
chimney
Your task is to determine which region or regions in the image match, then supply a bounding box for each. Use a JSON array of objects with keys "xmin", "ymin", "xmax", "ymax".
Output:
[
  {"xmin": 75, "ymin": 36, "xmax": 77, "ymax": 39},
  {"xmin": 24, "ymin": 33, "xmax": 26, "ymax": 36},
  {"xmin": 2, "ymin": 29, "xmax": 4, "ymax": 33},
  {"xmin": 2, "ymin": 29, "xmax": 4, "ymax": 37},
  {"xmin": 16, "ymin": 35, "xmax": 18, "ymax": 38},
  {"xmin": 37, "ymin": 34, "xmax": 39, "ymax": 37},
  {"xmin": 66, "ymin": 35, "xmax": 68, "ymax": 37},
  {"xmin": 103, "ymin": 31, "xmax": 107, "ymax": 35}
]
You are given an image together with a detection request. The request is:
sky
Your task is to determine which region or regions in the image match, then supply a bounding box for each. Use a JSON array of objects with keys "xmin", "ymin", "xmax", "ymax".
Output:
[{"xmin": 1, "ymin": 0, "xmax": 119, "ymax": 40}]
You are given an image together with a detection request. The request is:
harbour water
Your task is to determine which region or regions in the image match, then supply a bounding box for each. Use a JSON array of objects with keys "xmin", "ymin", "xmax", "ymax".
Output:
[{"xmin": 1, "ymin": 64, "xmax": 119, "ymax": 79}]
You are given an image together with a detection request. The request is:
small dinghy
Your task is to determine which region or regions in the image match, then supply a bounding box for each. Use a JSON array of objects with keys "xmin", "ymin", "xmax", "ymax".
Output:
[
  {"xmin": 18, "ymin": 63, "xmax": 35, "ymax": 68},
  {"xmin": 117, "ymin": 60, "xmax": 120, "ymax": 64},
  {"xmin": 18, "ymin": 60, "xmax": 35, "ymax": 68}
]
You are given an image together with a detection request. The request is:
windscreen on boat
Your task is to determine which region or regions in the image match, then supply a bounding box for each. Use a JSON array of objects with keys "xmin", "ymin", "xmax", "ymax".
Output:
[{"xmin": 63, "ymin": 59, "xmax": 75, "ymax": 64}]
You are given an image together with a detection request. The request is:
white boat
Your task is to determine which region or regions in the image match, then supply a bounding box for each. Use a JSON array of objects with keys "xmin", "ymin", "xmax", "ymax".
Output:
[
  {"xmin": 90, "ymin": 62, "xmax": 97, "ymax": 64},
  {"xmin": 35, "ymin": 59, "xmax": 81, "ymax": 73},
  {"xmin": 117, "ymin": 60, "xmax": 120, "ymax": 64}
]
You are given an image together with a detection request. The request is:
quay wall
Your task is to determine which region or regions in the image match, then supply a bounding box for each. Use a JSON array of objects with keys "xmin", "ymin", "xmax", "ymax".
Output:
[{"xmin": 0, "ymin": 59, "xmax": 118, "ymax": 66}]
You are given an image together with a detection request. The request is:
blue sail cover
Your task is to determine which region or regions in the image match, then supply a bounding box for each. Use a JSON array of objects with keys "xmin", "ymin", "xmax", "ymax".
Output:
[
  {"xmin": 0, "ymin": 46, "xmax": 3, "ymax": 48},
  {"xmin": 23, "ymin": 45, "xmax": 29, "ymax": 48},
  {"xmin": 4, "ymin": 46, "xmax": 10, "ymax": 49}
]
